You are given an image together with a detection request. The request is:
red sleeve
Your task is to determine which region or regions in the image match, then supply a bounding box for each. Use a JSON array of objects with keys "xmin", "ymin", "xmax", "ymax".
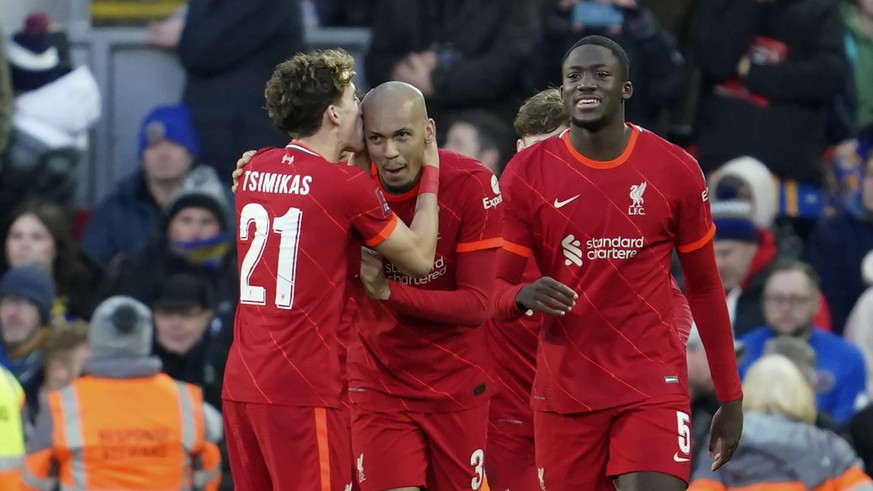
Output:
[
  {"xmin": 343, "ymin": 170, "xmax": 397, "ymax": 246},
  {"xmin": 678, "ymin": 240, "xmax": 743, "ymax": 402},
  {"xmin": 491, "ymin": 249, "xmax": 529, "ymax": 321},
  {"xmin": 490, "ymin": 156, "xmax": 535, "ymax": 321},
  {"xmin": 385, "ymin": 248, "xmax": 496, "ymax": 327}
]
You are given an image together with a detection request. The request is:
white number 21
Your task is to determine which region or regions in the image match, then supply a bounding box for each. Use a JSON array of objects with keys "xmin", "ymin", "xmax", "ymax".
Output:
[{"xmin": 239, "ymin": 203, "xmax": 302, "ymax": 309}]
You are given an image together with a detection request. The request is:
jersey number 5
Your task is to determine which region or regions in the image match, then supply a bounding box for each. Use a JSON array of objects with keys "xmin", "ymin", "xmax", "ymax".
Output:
[{"xmin": 239, "ymin": 203, "xmax": 303, "ymax": 309}]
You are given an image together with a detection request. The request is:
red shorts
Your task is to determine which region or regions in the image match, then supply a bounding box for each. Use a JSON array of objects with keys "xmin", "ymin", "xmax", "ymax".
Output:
[
  {"xmin": 486, "ymin": 419, "xmax": 538, "ymax": 491},
  {"xmin": 223, "ymin": 401, "xmax": 352, "ymax": 491},
  {"xmin": 535, "ymin": 394, "xmax": 692, "ymax": 491},
  {"xmin": 351, "ymin": 404, "xmax": 489, "ymax": 491}
]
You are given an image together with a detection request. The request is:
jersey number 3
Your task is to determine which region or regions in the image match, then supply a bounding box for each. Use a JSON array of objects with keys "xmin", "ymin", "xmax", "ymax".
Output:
[{"xmin": 239, "ymin": 203, "xmax": 303, "ymax": 309}]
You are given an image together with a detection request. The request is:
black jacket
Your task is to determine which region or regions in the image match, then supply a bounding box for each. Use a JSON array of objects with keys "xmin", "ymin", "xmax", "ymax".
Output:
[
  {"xmin": 365, "ymin": 0, "xmax": 539, "ymax": 126},
  {"xmin": 696, "ymin": 0, "xmax": 847, "ymax": 185},
  {"xmin": 178, "ymin": 0, "xmax": 303, "ymax": 180}
]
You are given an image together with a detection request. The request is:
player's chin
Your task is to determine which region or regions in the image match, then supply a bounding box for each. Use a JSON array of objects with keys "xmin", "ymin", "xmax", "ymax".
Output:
[{"xmin": 571, "ymin": 114, "xmax": 608, "ymax": 132}]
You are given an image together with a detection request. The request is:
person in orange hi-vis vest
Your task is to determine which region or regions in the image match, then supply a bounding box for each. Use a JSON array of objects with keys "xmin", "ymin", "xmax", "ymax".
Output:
[{"xmin": 21, "ymin": 296, "xmax": 223, "ymax": 491}]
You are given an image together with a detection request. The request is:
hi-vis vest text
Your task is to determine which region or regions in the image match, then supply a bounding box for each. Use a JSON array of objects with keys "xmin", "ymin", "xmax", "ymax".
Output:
[
  {"xmin": 22, "ymin": 373, "xmax": 220, "ymax": 491},
  {"xmin": 0, "ymin": 367, "xmax": 25, "ymax": 491}
]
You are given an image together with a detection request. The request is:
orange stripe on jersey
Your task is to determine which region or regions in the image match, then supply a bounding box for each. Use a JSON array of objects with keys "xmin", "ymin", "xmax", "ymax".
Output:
[
  {"xmin": 313, "ymin": 408, "xmax": 331, "ymax": 491},
  {"xmin": 364, "ymin": 214, "xmax": 399, "ymax": 247},
  {"xmin": 561, "ymin": 124, "xmax": 640, "ymax": 169},
  {"xmin": 677, "ymin": 224, "xmax": 716, "ymax": 253},
  {"xmin": 456, "ymin": 237, "xmax": 504, "ymax": 253},
  {"xmin": 503, "ymin": 241, "xmax": 533, "ymax": 257}
]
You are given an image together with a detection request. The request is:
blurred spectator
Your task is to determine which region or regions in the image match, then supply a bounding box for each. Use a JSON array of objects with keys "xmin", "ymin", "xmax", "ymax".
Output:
[
  {"xmin": 22, "ymin": 296, "xmax": 222, "ymax": 491},
  {"xmin": 844, "ymin": 250, "xmax": 873, "ymax": 396},
  {"xmin": 644, "ymin": 0, "xmax": 701, "ymax": 143},
  {"xmin": 685, "ymin": 327, "xmax": 721, "ymax": 471},
  {"xmin": 37, "ymin": 320, "xmax": 89, "ymax": 406},
  {"xmin": 763, "ymin": 336, "xmax": 846, "ymax": 435},
  {"xmin": 690, "ymin": 355, "xmax": 873, "ymax": 491},
  {"xmin": 807, "ymin": 148, "xmax": 873, "ymax": 334},
  {"xmin": 365, "ymin": 0, "xmax": 539, "ymax": 129},
  {"xmin": 0, "ymin": 12, "xmax": 101, "ymax": 215},
  {"xmin": 3, "ymin": 199, "xmax": 103, "ymax": 321},
  {"xmin": 534, "ymin": 0, "xmax": 685, "ymax": 133},
  {"xmin": 712, "ymin": 200, "xmax": 830, "ymax": 337},
  {"xmin": 824, "ymin": 124, "xmax": 873, "ymax": 215},
  {"xmin": 0, "ymin": 364, "xmax": 25, "ymax": 490},
  {"xmin": 0, "ymin": 24, "xmax": 12, "ymax": 168},
  {"xmin": 101, "ymin": 176, "xmax": 237, "ymax": 332},
  {"xmin": 848, "ymin": 401, "xmax": 873, "ymax": 477},
  {"xmin": 444, "ymin": 110, "xmax": 514, "ymax": 176},
  {"xmin": 844, "ymin": 0, "xmax": 873, "ymax": 128},
  {"xmin": 0, "ymin": 265, "xmax": 54, "ymax": 417},
  {"xmin": 696, "ymin": 0, "xmax": 847, "ymax": 241},
  {"xmin": 177, "ymin": 0, "xmax": 303, "ymax": 181},
  {"xmin": 151, "ymin": 273, "xmax": 228, "ymax": 410},
  {"xmin": 81, "ymin": 105, "xmax": 231, "ymax": 268},
  {"xmin": 512, "ymin": 87, "xmax": 569, "ymax": 151},
  {"xmin": 738, "ymin": 261, "xmax": 868, "ymax": 425}
]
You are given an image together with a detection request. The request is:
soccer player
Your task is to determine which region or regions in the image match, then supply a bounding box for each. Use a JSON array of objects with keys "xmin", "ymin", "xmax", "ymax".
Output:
[
  {"xmin": 223, "ymin": 50, "xmax": 442, "ymax": 491},
  {"xmin": 492, "ymin": 36, "xmax": 743, "ymax": 491},
  {"xmin": 486, "ymin": 88, "xmax": 568, "ymax": 491},
  {"xmin": 349, "ymin": 81, "xmax": 503, "ymax": 491}
]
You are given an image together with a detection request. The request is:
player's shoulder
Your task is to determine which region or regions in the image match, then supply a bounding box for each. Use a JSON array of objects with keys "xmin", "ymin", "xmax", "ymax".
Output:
[
  {"xmin": 438, "ymin": 149, "xmax": 496, "ymax": 183},
  {"xmin": 502, "ymin": 133, "xmax": 564, "ymax": 178},
  {"xmin": 634, "ymin": 126, "xmax": 699, "ymax": 169}
]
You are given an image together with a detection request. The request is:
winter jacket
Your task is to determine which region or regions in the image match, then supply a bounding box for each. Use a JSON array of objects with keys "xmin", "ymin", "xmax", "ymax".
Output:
[{"xmin": 696, "ymin": 0, "xmax": 847, "ymax": 186}]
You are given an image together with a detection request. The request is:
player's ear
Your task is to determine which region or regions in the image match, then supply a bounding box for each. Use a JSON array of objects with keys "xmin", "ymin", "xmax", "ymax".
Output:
[
  {"xmin": 622, "ymin": 81, "xmax": 633, "ymax": 101},
  {"xmin": 326, "ymin": 104, "xmax": 341, "ymax": 126},
  {"xmin": 424, "ymin": 118, "xmax": 436, "ymax": 145},
  {"xmin": 516, "ymin": 138, "xmax": 524, "ymax": 152}
]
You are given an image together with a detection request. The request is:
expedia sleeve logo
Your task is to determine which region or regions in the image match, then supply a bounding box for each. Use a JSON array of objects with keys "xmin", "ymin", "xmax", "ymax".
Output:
[{"xmin": 482, "ymin": 175, "xmax": 503, "ymax": 209}]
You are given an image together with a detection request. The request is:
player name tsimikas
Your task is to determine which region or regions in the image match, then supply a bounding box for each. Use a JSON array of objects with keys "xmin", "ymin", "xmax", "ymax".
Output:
[{"xmin": 241, "ymin": 170, "xmax": 312, "ymax": 195}]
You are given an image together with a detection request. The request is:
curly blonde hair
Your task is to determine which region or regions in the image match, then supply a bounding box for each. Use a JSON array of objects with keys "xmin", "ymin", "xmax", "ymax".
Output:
[
  {"xmin": 513, "ymin": 88, "xmax": 568, "ymax": 138},
  {"xmin": 264, "ymin": 49, "xmax": 356, "ymax": 138}
]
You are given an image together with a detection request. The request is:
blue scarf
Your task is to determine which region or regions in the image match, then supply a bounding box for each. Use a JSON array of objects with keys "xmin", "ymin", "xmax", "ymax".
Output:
[{"xmin": 170, "ymin": 233, "xmax": 230, "ymax": 271}]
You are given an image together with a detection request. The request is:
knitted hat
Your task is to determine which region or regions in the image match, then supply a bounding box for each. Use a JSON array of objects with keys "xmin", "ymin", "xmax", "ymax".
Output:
[
  {"xmin": 153, "ymin": 274, "xmax": 215, "ymax": 310},
  {"xmin": 89, "ymin": 296, "xmax": 152, "ymax": 358},
  {"xmin": 7, "ymin": 11, "xmax": 64, "ymax": 92},
  {"xmin": 0, "ymin": 266, "xmax": 55, "ymax": 323},
  {"xmin": 712, "ymin": 200, "xmax": 758, "ymax": 244},
  {"xmin": 138, "ymin": 105, "xmax": 200, "ymax": 158},
  {"xmin": 164, "ymin": 166, "xmax": 229, "ymax": 232}
]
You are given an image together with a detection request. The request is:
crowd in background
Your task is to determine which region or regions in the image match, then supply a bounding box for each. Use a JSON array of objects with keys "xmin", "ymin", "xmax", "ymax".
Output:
[{"xmin": 1, "ymin": 0, "xmax": 873, "ymax": 489}]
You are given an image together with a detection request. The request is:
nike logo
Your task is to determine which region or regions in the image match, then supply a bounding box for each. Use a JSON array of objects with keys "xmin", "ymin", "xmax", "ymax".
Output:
[
  {"xmin": 553, "ymin": 195, "xmax": 580, "ymax": 208},
  {"xmin": 673, "ymin": 453, "xmax": 690, "ymax": 463}
]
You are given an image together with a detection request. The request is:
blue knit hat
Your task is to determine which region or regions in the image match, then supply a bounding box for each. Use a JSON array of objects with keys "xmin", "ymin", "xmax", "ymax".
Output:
[
  {"xmin": 712, "ymin": 200, "xmax": 759, "ymax": 244},
  {"xmin": 0, "ymin": 266, "xmax": 56, "ymax": 323},
  {"xmin": 6, "ymin": 12, "xmax": 64, "ymax": 92},
  {"xmin": 138, "ymin": 105, "xmax": 200, "ymax": 159}
]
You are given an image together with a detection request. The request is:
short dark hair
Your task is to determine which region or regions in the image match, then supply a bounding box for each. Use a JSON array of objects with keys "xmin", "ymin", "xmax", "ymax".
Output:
[
  {"xmin": 264, "ymin": 49, "xmax": 355, "ymax": 138},
  {"xmin": 561, "ymin": 35, "xmax": 630, "ymax": 81},
  {"xmin": 513, "ymin": 88, "xmax": 568, "ymax": 138},
  {"xmin": 766, "ymin": 260, "xmax": 821, "ymax": 292},
  {"xmin": 451, "ymin": 110, "xmax": 514, "ymax": 172}
]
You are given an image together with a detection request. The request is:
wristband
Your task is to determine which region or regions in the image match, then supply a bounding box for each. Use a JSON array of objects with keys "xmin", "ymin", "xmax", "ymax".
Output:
[{"xmin": 419, "ymin": 165, "xmax": 440, "ymax": 195}]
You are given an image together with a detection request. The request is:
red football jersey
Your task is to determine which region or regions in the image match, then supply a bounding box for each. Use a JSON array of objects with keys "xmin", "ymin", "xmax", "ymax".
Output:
[
  {"xmin": 347, "ymin": 150, "xmax": 503, "ymax": 412},
  {"xmin": 500, "ymin": 126, "xmax": 714, "ymax": 413},
  {"xmin": 487, "ymin": 258, "xmax": 542, "ymax": 436},
  {"xmin": 223, "ymin": 143, "xmax": 398, "ymax": 408}
]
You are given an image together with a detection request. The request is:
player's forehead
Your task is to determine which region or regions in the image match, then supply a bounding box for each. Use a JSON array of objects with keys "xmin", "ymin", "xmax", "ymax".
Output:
[
  {"xmin": 563, "ymin": 45, "xmax": 620, "ymax": 73},
  {"xmin": 364, "ymin": 99, "xmax": 421, "ymax": 133}
]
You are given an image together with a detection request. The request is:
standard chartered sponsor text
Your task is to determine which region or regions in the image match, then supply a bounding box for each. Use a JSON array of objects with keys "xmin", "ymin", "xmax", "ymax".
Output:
[{"xmin": 586, "ymin": 236, "xmax": 644, "ymax": 260}]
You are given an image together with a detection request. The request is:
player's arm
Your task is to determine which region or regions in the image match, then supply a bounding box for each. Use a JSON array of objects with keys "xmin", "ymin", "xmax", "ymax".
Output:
[
  {"xmin": 678, "ymin": 240, "xmax": 743, "ymax": 471},
  {"xmin": 362, "ymin": 248, "xmax": 496, "ymax": 327},
  {"xmin": 371, "ymin": 140, "xmax": 440, "ymax": 277},
  {"xmin": 491, "ymin": 161, "xmax": 576, "ymax": 320}
]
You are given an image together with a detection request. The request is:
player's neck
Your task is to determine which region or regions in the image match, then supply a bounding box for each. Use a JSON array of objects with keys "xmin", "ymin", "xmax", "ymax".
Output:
[
  {"xmin": 295, "ymin": 133, "xmax": 344, "ymax": 163},
  {"xmin": 568, "ymin": 119, "xmax": 631, "ymax": 161}
]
